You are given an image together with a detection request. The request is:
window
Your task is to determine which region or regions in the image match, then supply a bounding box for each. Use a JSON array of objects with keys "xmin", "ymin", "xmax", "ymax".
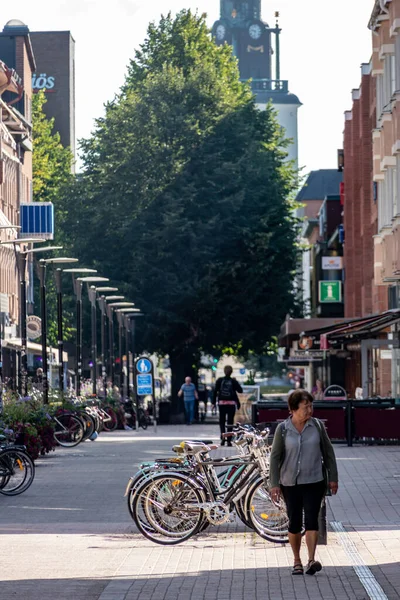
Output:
[
  {"xmin": 376, "ymin": 73, "xmax": 384, "ymax": 122},
  {"xmin": 390, "ymin": 54, "xmax": 396, "ymax": 96},
  {"xmin": 393, "ymin": 165, "xmax": 398, "ymax": 217},
  {"xmin": 383, "ymin": 55, "xmax": 395, "ymax": 111},
  {"xmin": 395, "ymin": 34, "xmax": 400, "ymax": 90}
]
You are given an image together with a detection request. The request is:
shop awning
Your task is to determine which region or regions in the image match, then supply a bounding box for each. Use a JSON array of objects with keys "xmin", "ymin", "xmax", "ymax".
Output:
[
  {"xmin": 2, "ymin": 338, "xmax": 68, "ymax": 362},
  {"xmin": 279, "ymin": 316, "xmax": 351, "ymax": 346},
  {"xmin": 302, "ymin": 309, "xmax": 400, "ymax": 342}
]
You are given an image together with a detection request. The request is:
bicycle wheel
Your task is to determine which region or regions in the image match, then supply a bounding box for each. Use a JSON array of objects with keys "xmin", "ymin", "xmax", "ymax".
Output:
[
  {"xmin": 81, "ymin": 412, "xmax": 96, "ymax": 441},
  {"xmin": 102, "ymin": 406, "xmax": 118, "ymax": 432},
  {"xmin": 132, "ymin": 473, "xmax": 205, "ymax": 545},
  {"xmin": 54, "ymin": 414, "xmax": 84, "ymax": 448},
  {"xmin": 0, "ymin": 449, "xmax": 35, "ymax": 496},
  {"xmin": 245, "ymin": 478, "xmax": 290, "ymax": 543}
]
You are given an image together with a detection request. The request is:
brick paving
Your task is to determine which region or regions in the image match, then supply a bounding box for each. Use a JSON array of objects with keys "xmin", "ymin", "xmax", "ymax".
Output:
[{"xmin": 0, "ymin": 424, "xmax": 399, "ymax": 599}]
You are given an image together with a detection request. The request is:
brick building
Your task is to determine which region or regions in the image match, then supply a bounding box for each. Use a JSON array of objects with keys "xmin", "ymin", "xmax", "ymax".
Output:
[{"xmin": 0, "ymin": 19, "xmax": 35, "ymax": 380}]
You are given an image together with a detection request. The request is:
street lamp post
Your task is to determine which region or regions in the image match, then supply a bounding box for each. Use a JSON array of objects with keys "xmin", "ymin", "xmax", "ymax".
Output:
[
  {"xmin": 43, "ymin": 258, "xmax": 80, "ymax": 394},
  {"xmin": 95, "ymin": 289, "xmax": 118, "ymax": 396},
  {"xmin": 55, "ymin": 269, "xmax": 64, "ymax": 393},
  {"xmin": 101, "ymin": 296, "xmax": 125, "ymax": 389},
  {"xmin": 0, "ymin": 237, "xmax": 50, "ymax": 395},
  {"xmin": 88, "ymin": 286, "xmax": 98, "ymax": 395},
  {"xmin": 115, "ymin": 309, "xmax": 143, "ymax": 425},
  {"xmin": 38, "ymin": 260, "xmax": 48, "ymax": 403},
  {"xmin": 76, "ymin": 277, "xmax": 109, "ymax": 395},
  {"xmin": 108, "ymin": 303, "xmax": 135, "ymax": 399},
  {"xmin": 63, "ymin": 269, "xmax": 97, "ymax": 396},
  {"xmin": 39, "ymin": 257, "xmax": 78, "ymax": 402}
]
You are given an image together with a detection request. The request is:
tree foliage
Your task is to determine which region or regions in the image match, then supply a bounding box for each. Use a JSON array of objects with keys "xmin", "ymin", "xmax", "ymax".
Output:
[
  {"xmin": 59, "ymin": 11, "xmax": 300, "ymax": 398},
  {"xmin": 32, "ymin": 90, "xmax": 73, "ymax": 203}
]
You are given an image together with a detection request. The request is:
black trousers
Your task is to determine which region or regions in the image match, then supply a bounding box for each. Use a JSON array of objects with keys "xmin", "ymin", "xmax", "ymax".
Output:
[
  {"xmin": 280, "ymin": 480, "xmax": 325, "ymax": 534},
  {"xmin": 219, "ymin": 405, "xmax": 236, "ymax": 437}
]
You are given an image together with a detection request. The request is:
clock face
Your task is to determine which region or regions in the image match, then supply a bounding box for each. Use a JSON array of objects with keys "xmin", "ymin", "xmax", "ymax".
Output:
[
  {"xmin": 216, "ymin": 24, "xmax": 226, "ymax": 41},
  {"xmin": 249, "ymin": 23, "xmax": 262, "ymax": 40}
]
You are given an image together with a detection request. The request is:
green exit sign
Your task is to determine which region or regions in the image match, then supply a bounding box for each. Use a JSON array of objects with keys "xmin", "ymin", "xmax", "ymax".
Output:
[{"xmin": 319, "ymin": 280, "xmax": 342, "ymax": 303}]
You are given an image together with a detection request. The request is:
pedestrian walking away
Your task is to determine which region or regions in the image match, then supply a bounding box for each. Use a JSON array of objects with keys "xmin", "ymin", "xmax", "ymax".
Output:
[
  {"xmin": 269, "ymin": 389, "xmax": 339, "ymax": 576},
  {"xmin": 178, "ymin": 376, "xmax": 198, "ymax": 425},
  {"xmin": 213, "ymin": 365, "xmax": 242, "ymax": 446}
]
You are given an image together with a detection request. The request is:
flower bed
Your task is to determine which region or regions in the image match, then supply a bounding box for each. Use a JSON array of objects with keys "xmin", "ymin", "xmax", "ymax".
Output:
[{"xmin": 0, "ymin": 391, "xmax": 57, "ymax": 460}]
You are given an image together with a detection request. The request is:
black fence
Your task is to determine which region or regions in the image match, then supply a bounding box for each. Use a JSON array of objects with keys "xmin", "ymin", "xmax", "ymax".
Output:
[{"xmin": 253, "ymin": 399, "xmax": 400, "ymax": 446}]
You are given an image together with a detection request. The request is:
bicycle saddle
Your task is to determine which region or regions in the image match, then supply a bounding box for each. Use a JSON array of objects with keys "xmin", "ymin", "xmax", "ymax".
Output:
[{"xmin": 182, "ymin": 441, "xmax": 218, "ymax": 454}]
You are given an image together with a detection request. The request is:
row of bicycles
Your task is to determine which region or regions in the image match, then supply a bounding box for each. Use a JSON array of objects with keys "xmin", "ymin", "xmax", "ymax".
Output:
[
  {"xmin": 0, "ymin": 394, "xmax": 151, "ymax": 498},
  {"xmin": 52, "ymin": 397, "xmax": 152, "ymax": 448},
  {"xmin": 125, "ymin": 423, "xmax": 293, "ymax": 545}
]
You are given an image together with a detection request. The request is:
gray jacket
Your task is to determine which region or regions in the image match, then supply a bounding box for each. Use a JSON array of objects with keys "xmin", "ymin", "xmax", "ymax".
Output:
[{"xmin": 269, "ymin": 417, "xmax": 338, "ymax": 488}]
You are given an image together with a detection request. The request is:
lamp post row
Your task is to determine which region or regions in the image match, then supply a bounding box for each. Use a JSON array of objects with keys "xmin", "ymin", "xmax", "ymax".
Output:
[{"xmin": 0, "ymin": 236, "xmax": 142, "ymax": 403}]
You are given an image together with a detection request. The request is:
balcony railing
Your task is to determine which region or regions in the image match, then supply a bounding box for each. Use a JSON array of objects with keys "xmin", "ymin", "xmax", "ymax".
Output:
[{"xmin": 248, "ymin": 79, "xmax": 289, "ymax": 93}]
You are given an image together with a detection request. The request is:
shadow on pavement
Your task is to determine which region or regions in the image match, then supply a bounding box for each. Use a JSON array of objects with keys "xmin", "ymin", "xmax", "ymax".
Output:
[{"xmin": 2, "ymin": 564, "xmax": 399, "ymax": 600}]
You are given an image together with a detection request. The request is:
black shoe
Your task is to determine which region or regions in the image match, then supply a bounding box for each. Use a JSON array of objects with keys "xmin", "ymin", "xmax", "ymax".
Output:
[
  {"xmin": 305, "ymin": 560, "xmax": 322, "ymax": 576},
  {"xmin": 227, "ymin": 441, "xmax": 232, "ymax": 447},
  {"xmin": 221, "ymin": 438, "xmax": 226, "ymax": 446}
]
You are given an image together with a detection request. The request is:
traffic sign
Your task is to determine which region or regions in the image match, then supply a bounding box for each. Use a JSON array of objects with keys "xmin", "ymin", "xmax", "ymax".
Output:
[
  {"xmin": 137, "ymin": 358, "xmax": 152, "ymax": 373},
  {"xmin": 135, "ymin": 356, "xmax": 154, "ymax": 396},
  {"xmin": 137, "ymin": 374, "xmax": 152, "ymax": 386}
]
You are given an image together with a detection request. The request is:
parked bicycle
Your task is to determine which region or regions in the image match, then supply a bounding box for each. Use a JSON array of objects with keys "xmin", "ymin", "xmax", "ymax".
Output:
[
  {"xmin": 0, "ymin": 434, "xmax": 35, "ymax": 496},
  {"xmin": 125, "ymin": 424, "xmax": 291, "ymax": 545}
]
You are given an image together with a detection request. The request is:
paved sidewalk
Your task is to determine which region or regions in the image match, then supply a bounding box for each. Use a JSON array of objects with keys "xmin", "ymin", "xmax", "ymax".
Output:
[{"xmin": 0, "ymin": 424, "xmax": 399, "ymax": 599}]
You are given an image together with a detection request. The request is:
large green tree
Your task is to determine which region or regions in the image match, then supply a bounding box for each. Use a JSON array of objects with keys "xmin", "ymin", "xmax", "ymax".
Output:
[{"xmin": 60, "ymin": 11, "xmax": 299, "ymax": 405}]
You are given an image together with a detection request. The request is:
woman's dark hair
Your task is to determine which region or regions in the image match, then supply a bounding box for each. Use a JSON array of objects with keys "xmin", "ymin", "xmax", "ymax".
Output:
[
  {"xmin": 224, "ymin": 365, "xmax": 233, "ymax": 376},
  {"xmin": 288, "ymin": 389, "xmax": 314, "ymax": 412}
]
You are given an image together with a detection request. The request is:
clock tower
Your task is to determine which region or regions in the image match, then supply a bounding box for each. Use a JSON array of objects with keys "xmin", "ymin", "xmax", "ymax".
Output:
[{"xmin": 212, "ymin": 2, "xmax": 301, "ymax": 167}]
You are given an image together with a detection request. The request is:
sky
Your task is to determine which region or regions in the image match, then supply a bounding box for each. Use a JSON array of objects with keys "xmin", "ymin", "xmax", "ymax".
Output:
[{"xmin": 3, "ymin": 0, "xmax": 374, "ymax": 174}]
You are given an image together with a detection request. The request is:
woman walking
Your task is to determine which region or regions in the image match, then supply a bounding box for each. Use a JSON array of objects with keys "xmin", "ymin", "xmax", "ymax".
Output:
[{"xmin": 269, "ymin": 389, "xmax": 338, "ymax": 576}]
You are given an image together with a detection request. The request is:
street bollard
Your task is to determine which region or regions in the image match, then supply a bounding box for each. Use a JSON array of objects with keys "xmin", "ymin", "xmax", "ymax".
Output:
[
  {"xmin": 318, "ymin": 498, "xmax": 327, "ymax": 545},
  {"xmin": 153, "ymin": 417, "xmax": 157, "ymax": 433}
]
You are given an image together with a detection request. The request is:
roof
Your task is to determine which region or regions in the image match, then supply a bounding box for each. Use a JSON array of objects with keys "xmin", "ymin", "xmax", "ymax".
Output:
[
  {"xmin": 255, "ymin": 91, "xmax": 302, "ymax": 106},
  {"xmin": 296, "ymin": 170, "xmax": 343, "ymax": 202}
]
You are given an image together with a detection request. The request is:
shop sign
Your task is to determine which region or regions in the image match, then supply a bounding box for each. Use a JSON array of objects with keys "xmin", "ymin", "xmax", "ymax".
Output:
[
  {"xmin": 32, "ymin": 73, "xmax": 55, "ymax": 92},
  {"xmin": 27, "ymin": 316, "xmax": 42, "ymax": 340},
  {"xmin": 292, "ymin": 350, "xmax": 324, "ymax": 359},
  {"xmin": 319, "ymin": 280, "xmax": 342, "ymax": 303},
  {"xmin": 323, "ymin": 384, "xmax": 347, "ymax": 401},
  {"xmin": 299, "ymin": 336, "xmax": 313, "ymax": 350},
  {"xmin": 322, "ymin": 256, "xmax": 343, "ymax": 270}
]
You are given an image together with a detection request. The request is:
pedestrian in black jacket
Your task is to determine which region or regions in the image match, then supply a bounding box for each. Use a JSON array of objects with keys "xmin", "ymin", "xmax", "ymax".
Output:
[{"xmin": 213, "ymin": 365, "xmax": 243, "ymax": 446}]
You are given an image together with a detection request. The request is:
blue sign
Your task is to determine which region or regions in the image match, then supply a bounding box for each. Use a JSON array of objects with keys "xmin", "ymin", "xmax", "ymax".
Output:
[
  {"xmin": 240, "ymin": 368, "xmax": 246, "ymax": 375},
  {"xmin": 20, "ymin": 203, "xmax": 54, "ymax": 240},
  {"xmin": 137, "ymin": 358, "xmax": 152, "ymax": 373},
  {"xmin": 137, "ymin": 386, "xmax": 152, "ymax": 395},
  {"xmin": 137, "ymin": 374, "xmax": 152, "ymax": 386}
]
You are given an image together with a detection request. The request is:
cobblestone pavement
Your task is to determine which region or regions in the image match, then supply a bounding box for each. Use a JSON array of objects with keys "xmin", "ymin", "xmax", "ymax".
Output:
[{"xmin": 0, "ymin": 423, "xmax": 399, "ymax": 599}]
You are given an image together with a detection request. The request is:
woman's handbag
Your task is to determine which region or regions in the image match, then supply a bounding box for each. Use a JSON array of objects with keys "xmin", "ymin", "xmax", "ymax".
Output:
[{"xmin": 313, "ymin": 418, "xmax": 332, "ymax": 496}]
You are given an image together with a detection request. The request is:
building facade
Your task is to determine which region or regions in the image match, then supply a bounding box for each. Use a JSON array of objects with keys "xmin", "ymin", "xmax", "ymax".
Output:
[
  {"xmin": 212, "ymin": 0, "xmax": 301, "ymax": 167},
  {"xmin": 29, "ymin": 31, "xmax": 76, "ymax": 161},
  {"xmin": 0, "ymin": 20, "xmax": 35, "ymax": 381}
]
